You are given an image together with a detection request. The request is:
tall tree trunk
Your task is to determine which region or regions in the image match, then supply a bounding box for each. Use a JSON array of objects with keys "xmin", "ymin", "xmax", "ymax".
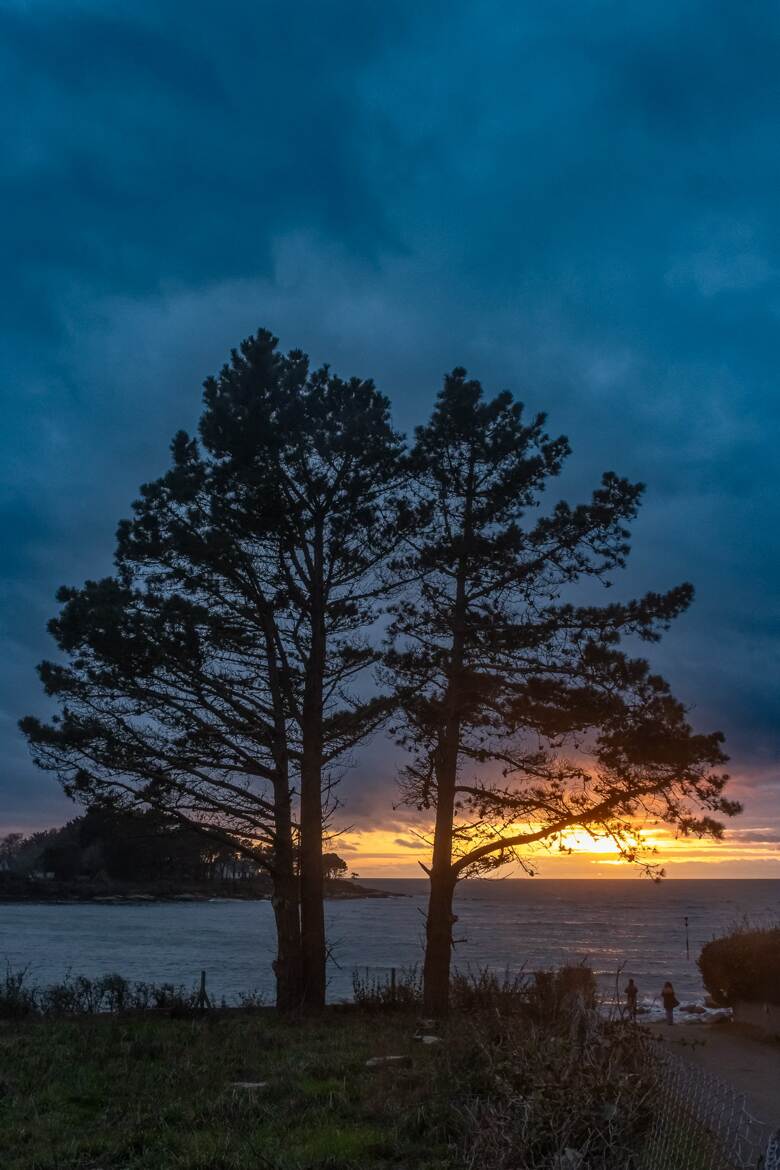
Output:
[
  {"xmin": 265, "ymin": 614, "xmax": 303, "ymax": 1012},
  {"xmin": 299, "ymin": 536, "xmax": 327, "ymax": 1010},
  {"xmin": 270, "ymin": 760, "xmax": 302, "ymax": 1011},
  {"xmin": 422, "ymin": 466, "xmax": 472, "ymax": 1017},
  {"xmin": 423, "ymin": 715, "xmax": 460, "ymax": 1016},
  {"xmin": 300, "ymin": 697, "xmax": 326, "ymax": 1008},
  {"xmin": 270, "ymin": 850, "xmax": 303, "ymax": 1012},
  {"xmin": 423, "ymin": 826, "xmax": 457, "ymax": 1017}
]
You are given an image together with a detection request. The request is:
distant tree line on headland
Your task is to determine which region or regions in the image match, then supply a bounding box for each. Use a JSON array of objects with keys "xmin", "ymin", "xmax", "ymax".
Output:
[
  {"xmin": 0, "ymin": 808, "xmax": 349, "ymax": 890},
  {"xmin": 20, "ymin": 328, "xmax": 737, "ymax": 1016}
]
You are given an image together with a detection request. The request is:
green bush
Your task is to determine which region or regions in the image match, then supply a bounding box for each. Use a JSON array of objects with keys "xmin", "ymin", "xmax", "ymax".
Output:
[{"xmin": 698, "ymin": 925, "xmax": 780, "ymax": 1006}]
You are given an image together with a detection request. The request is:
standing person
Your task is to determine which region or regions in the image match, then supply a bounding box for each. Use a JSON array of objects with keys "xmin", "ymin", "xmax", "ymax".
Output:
[
  {"xmin": 625, "ymin": 978, "xmax": 639, "ymax": 1022},
  {"xmin": 661, "ymin": 981, "xmax": 679, "ymax": 1025}
]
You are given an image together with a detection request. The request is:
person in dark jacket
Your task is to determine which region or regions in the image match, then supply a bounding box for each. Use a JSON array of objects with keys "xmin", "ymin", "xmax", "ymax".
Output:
[
  {"xmin": 625, "ymin": 978, "xmax": 639, "ymax": 1022},
  {"xmin": 661, "ymin": 981, "xmax": 679, "ymax": 1025}
]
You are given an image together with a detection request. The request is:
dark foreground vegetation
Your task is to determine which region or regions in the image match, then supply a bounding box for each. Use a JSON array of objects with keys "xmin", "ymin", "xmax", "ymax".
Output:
[
  {"xmin": 0, "ymin": 968, "xmax": 657, "ymax": 1170},
  {"xmin": 699, "ymin": 924, "xmax": 780, "ymax": 1007}
]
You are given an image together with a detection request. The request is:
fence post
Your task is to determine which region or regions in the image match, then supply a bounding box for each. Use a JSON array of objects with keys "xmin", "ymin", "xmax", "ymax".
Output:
[{"xmin": 196, "ymin": 969, "xmax": 211, "ymax": 1010}]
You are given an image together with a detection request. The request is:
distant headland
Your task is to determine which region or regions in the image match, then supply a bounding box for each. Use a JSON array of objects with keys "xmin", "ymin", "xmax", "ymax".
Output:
[{"xmin": 0, "ymin": 808, "xmax": 395, "ymax": 903}]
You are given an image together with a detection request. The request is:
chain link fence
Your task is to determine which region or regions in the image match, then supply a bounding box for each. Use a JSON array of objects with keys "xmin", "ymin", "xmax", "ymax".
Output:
[
  {"xmin": 350, "ymin": 966, "xmax": 780, "ymax": 1169},
  {"xmin": 637, "ymin": 1032, "xmax": 779, "ymax": 1170}
]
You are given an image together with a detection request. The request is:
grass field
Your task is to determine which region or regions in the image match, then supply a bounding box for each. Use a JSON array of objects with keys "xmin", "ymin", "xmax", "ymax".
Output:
[
  {"xmin": 0, "ymin": 1008, "xmax": 456, "ymax": 1170},
  {"xmin": 0, "ymin": 970, "xmax": 657, "ymax": 1170}
]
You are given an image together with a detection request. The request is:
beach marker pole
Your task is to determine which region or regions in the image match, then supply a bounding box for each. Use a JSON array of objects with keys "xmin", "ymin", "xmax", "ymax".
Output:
[{"xmin": 684, "ymin": 916, "xmax": 690, "ymax": 961}]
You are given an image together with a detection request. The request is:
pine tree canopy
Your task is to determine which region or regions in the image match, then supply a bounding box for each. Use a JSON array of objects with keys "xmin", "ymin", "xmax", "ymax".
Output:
[
  {"xmin": 21, "ymin": 330, "xmax": 406, "ymax": 862},
  {"xmin": 386, "ymin": 368, "xmax": 736, "ymax": 880}
]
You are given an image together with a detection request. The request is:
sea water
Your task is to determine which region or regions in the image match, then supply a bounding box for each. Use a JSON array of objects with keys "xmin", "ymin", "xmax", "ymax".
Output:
[{"xmin": 2, "ymin": 879, "xmax": 777, "ymax": 1015}]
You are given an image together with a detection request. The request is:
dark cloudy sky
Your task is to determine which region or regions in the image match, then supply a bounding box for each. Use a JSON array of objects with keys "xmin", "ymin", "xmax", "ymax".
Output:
[{"xmin": 2, "ymin": 0, "xmax": 778, "ymax": 871}]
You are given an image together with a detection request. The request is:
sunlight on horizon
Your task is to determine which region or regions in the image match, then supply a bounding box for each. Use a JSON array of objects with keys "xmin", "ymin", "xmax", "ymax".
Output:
[{"xmin": 334, "ymin": 823, "xmax": 780, "ymax": 880}]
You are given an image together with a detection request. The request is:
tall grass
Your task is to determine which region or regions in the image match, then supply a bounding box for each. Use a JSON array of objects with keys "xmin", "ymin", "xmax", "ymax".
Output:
[
  {"xmin": 0, "ymin": 964, "xmax": 220, "ymax": 1017},
  {"xmin": 446, "ymin": 1010, "xmax": 654, "ymax": 1169},
  {"xmin": 352, "ymin": 962, "xmax": 597, "ymax": 1017}
]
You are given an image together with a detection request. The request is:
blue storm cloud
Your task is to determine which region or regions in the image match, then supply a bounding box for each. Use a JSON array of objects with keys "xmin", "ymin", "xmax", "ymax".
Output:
[{"xmin": 1, "ymin": 0, "xmax": 778, "ymax": 837}]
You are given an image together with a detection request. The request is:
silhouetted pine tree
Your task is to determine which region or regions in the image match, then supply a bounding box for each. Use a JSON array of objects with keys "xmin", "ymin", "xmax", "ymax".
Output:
[
  {"xmin": 386, "ymin": 369, "xmax": 737, "ymax": 1017},
  {"xmin": 22, "ymin": 329, "xmax": 404, "ymax": 1011}
]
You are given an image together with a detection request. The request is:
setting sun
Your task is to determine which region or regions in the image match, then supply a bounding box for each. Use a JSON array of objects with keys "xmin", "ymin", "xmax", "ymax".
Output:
[{"xmin": 335, "ymin": 809, "xmax": 780, "ymax": 879}]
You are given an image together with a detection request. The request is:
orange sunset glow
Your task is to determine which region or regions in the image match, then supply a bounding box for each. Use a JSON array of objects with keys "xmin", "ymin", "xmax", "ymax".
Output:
[{"xmin": 334, "ymin": 810, "xmax": 780, "ymax": 880}]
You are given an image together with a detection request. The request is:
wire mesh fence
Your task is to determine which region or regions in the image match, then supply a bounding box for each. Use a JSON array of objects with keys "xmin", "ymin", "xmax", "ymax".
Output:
[
  {"xmin": 637, "ymin": 1032, "xmax": 779, "ymax": 1170},
  {"xmin": 349, "ymin": 966, "xmax": 780, "ymax": 1169},
  {"xmin": 767, "ymin": 1132, "xmax": 780, "ymax": 1170}
]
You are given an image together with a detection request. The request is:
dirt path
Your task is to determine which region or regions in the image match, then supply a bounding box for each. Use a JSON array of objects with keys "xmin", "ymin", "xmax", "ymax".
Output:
[{"xmin": 645, "ymin": 1020, "xmax": 780, "ymax": 1126}]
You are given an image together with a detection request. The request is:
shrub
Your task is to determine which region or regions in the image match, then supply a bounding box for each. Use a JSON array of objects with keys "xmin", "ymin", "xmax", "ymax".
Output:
[
  {"xmin": 425, "ymin": 1006, "xmax": 654, "ymax": 1169},
  {"xmin": 0, "ymin": 964, "xmax": 38, "ymax": 1018},
  {"xmin": 0, "ymin": 968, "xmax": 200, "ymax": 1018},
  {"xmin": 698, "ymin": 925, "xmax": 780, "ymax": 1006},
  {"xmin": 351, "ymin": 962, "xmax": 597, "ymax": 1021},
  {"xmin": 235, "ymin": 988, "xmax": 266, "ymax": 1009},
  {"xmin": 525, "ymin": 965, "xmax": 597, "ymax": 1022},
  {"xmin": 450, "ymin": 967, "xmax": 528, "ymax": 1013},
  {"xmin": 352, "ymin": 965, "xmax": 422, "ymax": 1008}
]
